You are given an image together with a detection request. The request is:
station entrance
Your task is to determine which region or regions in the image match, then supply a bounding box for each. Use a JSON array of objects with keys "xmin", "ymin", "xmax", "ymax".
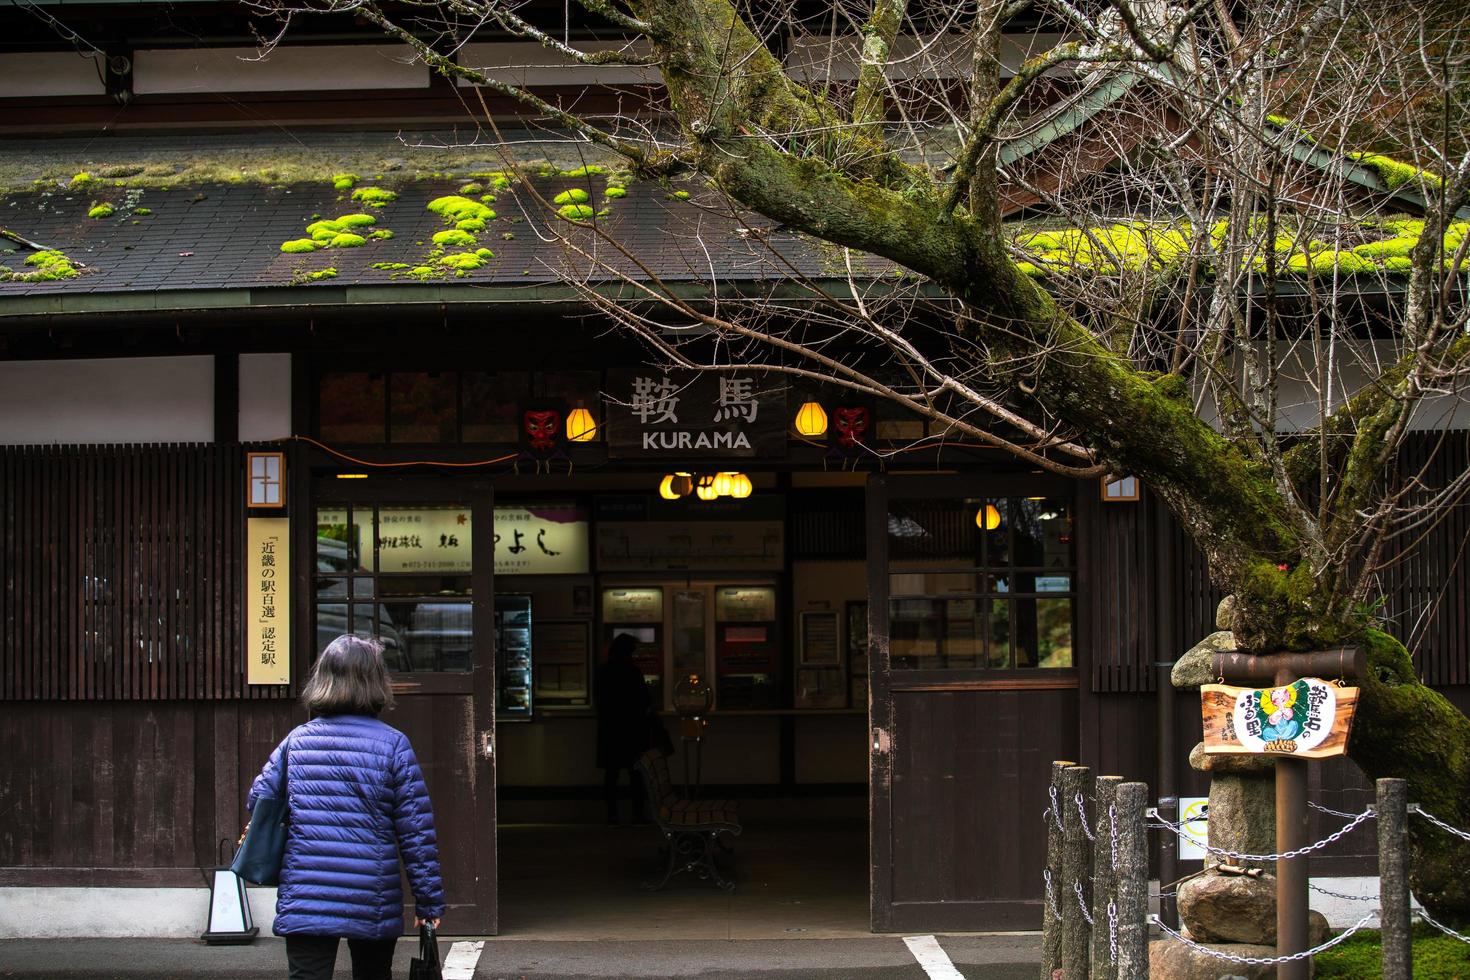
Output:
[{"xmin": 312, "ymin": 466, "xmax": 1075, "ymax": 936}]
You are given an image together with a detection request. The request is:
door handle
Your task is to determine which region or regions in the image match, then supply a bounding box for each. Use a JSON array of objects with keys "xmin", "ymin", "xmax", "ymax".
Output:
[{"xmin": 480, "ymin": 730, "xmax": 495, "ymax": 759}]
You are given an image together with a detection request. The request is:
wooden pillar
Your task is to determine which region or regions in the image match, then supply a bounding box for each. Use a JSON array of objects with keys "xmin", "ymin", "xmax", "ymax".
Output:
[
  {"xmin": 1114, "ymin": 781, "xmax": 1149, "ymax": 980},
  {"xmin": 1090, "ymin": 776, "xmax": 1123, "ymax": 980},
  {"xmin": 1378, "ymin": 778, "xmax": 1411, "ymax": 980},
  {"xmin": 1040, "ymin": 759, "xmax": 1073, "ymax": 979},
  {"xmin": 1061, "ymin": 765, "xmax": 1093, "ymax": 979}
]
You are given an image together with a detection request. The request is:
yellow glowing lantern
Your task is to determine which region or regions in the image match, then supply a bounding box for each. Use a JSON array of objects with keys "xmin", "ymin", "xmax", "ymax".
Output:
[
  {"xmin": 713, "ymin": 472, "xmax": 736, "ymax": 496},
  {"xmin": 695, "ymin": 475, "xmax": 719, "ymax": 501},
  {"xmin": 976, "ymin": 503, "xmax": 1002, "ymax": 531},
  {"xmin": 659, "ymin": 475, "xmax": 680, "ymax": 500},
  {"xmin": 729, "ymin": 473, "xmax": 753, "ymax": 498},
  {"xmin": 794, "ymin": 400, "xmax": 828, "ymax": 437},
  {"xmin": 566, "ymin": 405, "xmax": 597, "ymax": 442}
]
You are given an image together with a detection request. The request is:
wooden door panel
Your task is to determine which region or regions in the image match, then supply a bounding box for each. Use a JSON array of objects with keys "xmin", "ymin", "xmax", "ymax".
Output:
[
  {"xmin": 887, "ymin": 687, "xmax": 1076, "ymax": 929},
  {"xmin": 387, "ymin": 693, "xmax": 485, "ymax": 931}
]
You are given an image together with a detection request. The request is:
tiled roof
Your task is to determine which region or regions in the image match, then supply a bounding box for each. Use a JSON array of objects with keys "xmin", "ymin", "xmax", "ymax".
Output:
[{"xmin": 0, "ymin": 174, "xmax": 870, "ymax": 303}]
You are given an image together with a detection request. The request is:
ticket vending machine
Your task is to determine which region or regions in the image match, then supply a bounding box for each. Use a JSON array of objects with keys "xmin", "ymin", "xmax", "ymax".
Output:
[
  {"xmin": 713, "ymin": 585, "xmax": 780, "ymax": 709},
  {"xmin": 601, "ymin": 586, "xmax": 665, "ymax": 706}
]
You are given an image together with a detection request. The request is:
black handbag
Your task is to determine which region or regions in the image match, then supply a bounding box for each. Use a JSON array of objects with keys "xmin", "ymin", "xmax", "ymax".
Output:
[
  {"xmin": 409, "ymin": 922, "xmax": 442, "ymax": 980},
  {"xmin": 230, "ymin": 738, "xmax": 290, "ymax": 885}
]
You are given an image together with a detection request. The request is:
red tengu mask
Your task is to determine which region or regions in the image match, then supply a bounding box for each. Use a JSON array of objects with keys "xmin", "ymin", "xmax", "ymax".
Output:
[
  {"xmin": 833, "ymin": 406, "xmax": 870, "ymax": 449},
  {"xmin": 523, "ymin": 409, "xmax": 561, "ymax": 453}
]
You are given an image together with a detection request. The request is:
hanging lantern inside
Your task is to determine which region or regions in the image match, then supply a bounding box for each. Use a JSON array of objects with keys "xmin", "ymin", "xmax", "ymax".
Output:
[
  {"xmin": 695, "ymin": 474, "xmax": 719, "ymax": 501},
  {"xmin": 729, "ymin": 473, "xmax": 753, "ymax": 499},
  {"xmin": 659, "ymin": 473, "xmax": 694, "ymax": 499},
  {"xmin": 794, "ymin": 400, "xmax": 828, "ymax": 437},
  {"xmin": 713, "ymin": 472, "xmax": 735, "ymax": 496},
  {"xmin": 566, "ymin": 405, "xmax": 598, "ymax": 442},
  {"xmin": 976, "ymin": 503, "xmax": 1002, "ymax": 531}
]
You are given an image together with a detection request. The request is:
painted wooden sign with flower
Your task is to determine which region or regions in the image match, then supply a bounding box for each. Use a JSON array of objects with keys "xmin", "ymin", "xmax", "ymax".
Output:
[{"xmin": 1201, "ymin": 678, "xmax": 1360, "ymax": 759}]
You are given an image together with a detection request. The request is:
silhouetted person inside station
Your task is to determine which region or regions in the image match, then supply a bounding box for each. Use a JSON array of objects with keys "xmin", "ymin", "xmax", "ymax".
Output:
[{"xmin": 595, "ymin": 632, "xmax": 652, "ymax": 825}]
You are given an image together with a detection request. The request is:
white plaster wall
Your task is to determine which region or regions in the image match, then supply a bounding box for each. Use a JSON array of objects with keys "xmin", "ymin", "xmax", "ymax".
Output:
[
  {"xmin": 0, "ymin": 52, "xmax": 107, "ymax": 97},
  {"xmin": 0, "ymin": 886, "xmax": 276, "ymax": 939},
  {"xmin": 133, "ymin": 45, "xmax": 428, "ymax": 95},
  {"xmin": 454, "ymin": 41, "xmax": 657, "ymax": 87},
  {"xmin": 239, "ymin": 353, "xmax": 293, "ymax": 442},
  {"xmin": 1196, "ymin": 340, "xmax": 1470, "ymax": 432},
  {"xmin": 0, "ymin": 356, "xmax": 213, "ymax": 445}
]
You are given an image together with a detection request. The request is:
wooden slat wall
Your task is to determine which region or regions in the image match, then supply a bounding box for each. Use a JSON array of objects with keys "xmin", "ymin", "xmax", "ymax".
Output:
[
  {"xmin": 1089, "ymin": 430, "xmax": 1470, "ymax": 693},
  {"xmin": 0, "ymin": 444, "xmax": 286, "ymax": 701},
  {"xmin": 1381, "ymin": 432, "xmax": 1470, "ymax": 686},
  {"xmin": 1083, "ymin": 488, "xmax": 1159, "ymax": 692}
]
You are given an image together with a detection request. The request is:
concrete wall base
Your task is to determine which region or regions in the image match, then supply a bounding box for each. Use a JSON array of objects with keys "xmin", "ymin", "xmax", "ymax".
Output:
[{"xmin": 0, "ymin": 886, "xmax": 277, "ymax": 939}]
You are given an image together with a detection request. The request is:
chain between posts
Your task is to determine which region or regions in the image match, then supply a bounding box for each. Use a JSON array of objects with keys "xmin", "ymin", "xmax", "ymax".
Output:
[
  {"xmin": 1109, "ymin": 803, "xmax": 1119, "ymax": 872},
  {"xmin": 1044, "ymin": 868, "xmax": 1060, "ymax": 918},
  {"xmin": 1107, "ymin": 900, "xmax": 1117, "ymax": 965},
  {"xmin": 1309, "ymin": 800, "xmax": 1368, "ymax": 821},
  {"xmin": 1410, "ymin": 804, "xmax": 1470, "ymax": 843},
  {"xmin": 1076, "ymin": 792, "xmax": 1097, "ymax": 841},
  {"xmin": 1310, "ymin": 882, "xmax": 1376, "ymax": 902},
  {"xmin": 1417, "ymin": 908, "xmax": 1470, "ymax": 945},
  {"xmin": 1074, "ymin": 879, "xmax": 1094, "ymax": 925},
  {"xmin": 1049, "ymin": 785, "xmax": 1064, "ymax": 833},
  {"xmin": 1150, "ymin": 910, "xmax": 1380, "ymax": 965},
  {"xmin": 1147, "ymin": 804, "xmax": 1376, "ymax": 861}
]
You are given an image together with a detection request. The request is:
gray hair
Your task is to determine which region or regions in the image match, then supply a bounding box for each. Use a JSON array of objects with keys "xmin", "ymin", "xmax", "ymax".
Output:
[{"xmin": 302, "ymin": 634, "xmax": 395, "ymax": 716}]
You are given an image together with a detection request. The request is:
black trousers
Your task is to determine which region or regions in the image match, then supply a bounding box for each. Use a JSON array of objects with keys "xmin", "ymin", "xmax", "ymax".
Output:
[
  {"xmin": 603, "ymin": 765, "xmax": 647, "ymax": 822},
  {"xmin": 285, "ymin": 934, "xmax": 397, "ymax": 980}
]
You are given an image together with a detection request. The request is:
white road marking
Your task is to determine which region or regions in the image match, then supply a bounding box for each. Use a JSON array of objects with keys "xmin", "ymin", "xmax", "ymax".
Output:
[
  {"xmin": 903, "ymin": 934, "xmax": 965, "ymax": 980},
  {"xmin": 442, "ymin": 939, "xmax": 485, "ymax": 980}
]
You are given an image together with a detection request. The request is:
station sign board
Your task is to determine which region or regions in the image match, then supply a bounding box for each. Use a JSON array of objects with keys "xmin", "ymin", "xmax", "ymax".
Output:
[
  {"xmin": 1201, "ymin": 677, "xmax": 1359, "ymax": 759},
  {"xmin": 603, "ymin": 369, "xmax": 786, "ymax": 458}
]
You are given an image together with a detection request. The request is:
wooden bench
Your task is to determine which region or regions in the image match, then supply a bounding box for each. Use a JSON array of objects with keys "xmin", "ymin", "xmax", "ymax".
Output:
[{"xmin": 635, "ymin": 749, "xmax": 742, "ymax": 891}]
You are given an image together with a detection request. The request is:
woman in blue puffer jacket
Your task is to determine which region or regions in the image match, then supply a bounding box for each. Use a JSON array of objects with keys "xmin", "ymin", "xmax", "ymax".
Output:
[{"xmin": 247, "ymin": 634, "xmax": 445, "ymax": 980}]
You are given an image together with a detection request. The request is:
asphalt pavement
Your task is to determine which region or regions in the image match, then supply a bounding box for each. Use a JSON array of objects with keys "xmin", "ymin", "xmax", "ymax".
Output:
[{"xmin": 0, "ymin": 934, "xmax": 1043, "ymax": 979}]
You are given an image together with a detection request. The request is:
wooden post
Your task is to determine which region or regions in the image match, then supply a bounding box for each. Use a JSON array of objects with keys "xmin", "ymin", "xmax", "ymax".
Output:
[
  {"xmin": 1210, "ymin": 648, "xmax": 1366, "ymax": 980},
  {"xmin": 1114, "ymin": 782, "xmax": 1149, "ymax": 980},
  {"xmin": 1061, "ymin": 765, "xmax": 1093, "ymax": 979},
  {"xmin": 1090, "ymin": 776, "xmax": 1123, "ymax": 980},
  {"xmin": 1378, "ymin": 778, "xmax": 1411, "ymax": 980},
  {"xmin": 1040, "ymin": 760, "xmax": 1073, "ymax": 980}
]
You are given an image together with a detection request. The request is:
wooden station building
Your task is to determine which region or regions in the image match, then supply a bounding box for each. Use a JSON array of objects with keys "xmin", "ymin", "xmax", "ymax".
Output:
[{"xmin": 1, "ymin": 0, "xmax": 1468, "ymax": 937}]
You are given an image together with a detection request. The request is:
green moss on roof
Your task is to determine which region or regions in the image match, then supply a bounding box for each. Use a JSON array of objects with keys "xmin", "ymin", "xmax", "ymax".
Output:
[
  {"xmin": 327, "ymin": 232, "xmax": 366, "ymax": 248},
  {"xmin": 459, "ymin": 182, "xmax": 484, "ymax": 195},
  {"xmin": 332, "ymin": 173, "xmax": 359, "ymax": 191},
  {"xmin": 336, "ymin": 213, "xmax": 377, "ymax": 228},
  {"xmin": 351, "ymin": 187, "xmax": 398, "ymax": 207},
  {"xmin": 604, "ymin": 186, "xmax": 627, "ymax": 199},
  {"xmin": 368, "ymin": 229, "xmax": 394, "ymax": 240},
  {"xmin": 552, "ymin": 188, "xmax": 590, "ymax": 206},
  {"xmin": 427, "ymin": 196, "xmax": 495, "ymax": 224},
  {"xmin": 2, "ymin": 248, "xmax": 82, "ymax": 282},
  {"xmin": 557, "ymin": 204, "xmax": 595, "ymax": 220},
  {"xmin": 294, "ymin": 267, "xmax": 339, "ymax": 284},
  {"xmin": 280, "ymin": 238, "xmax": 318, "ymax": 254},
  {"xmin": 440, "ymin": 251, "xmax": 488, "ymax": 271},
  {"xmin": 561, "ymin": 165, "xmax": 604, "ymax": 177},
  {"xmin": 87, "ymin": 202, "xmax": 115, "ymax": 219},
  {"xmin": 133, "ymin": 207, "xmax": 151, "ymax": 216},
  {"xmin": 456, "ymin": 218, "xmax": 486, "ymax": 232},
  {"xmin": 432, "ymin": 229, "xmax": 477, "ymax": 248},
  {"xmin": 1012, "ymin": 216, "xmax": 1467, "ymax": 278},
  {"xmin": 1347, "ymin": 152, "xmax": 1442, "ymax": 193}
]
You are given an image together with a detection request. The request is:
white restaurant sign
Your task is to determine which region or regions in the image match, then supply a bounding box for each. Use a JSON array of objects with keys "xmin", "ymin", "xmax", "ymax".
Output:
[{"xmin": 317, "ymin": 504, "xmax": 588, "ymax": 576}]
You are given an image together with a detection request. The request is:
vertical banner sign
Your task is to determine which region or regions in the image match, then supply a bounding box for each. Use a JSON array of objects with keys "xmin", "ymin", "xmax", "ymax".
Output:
[{"xmin": 247, "ymin": 517, "xmax": 291, "ymax": 685}]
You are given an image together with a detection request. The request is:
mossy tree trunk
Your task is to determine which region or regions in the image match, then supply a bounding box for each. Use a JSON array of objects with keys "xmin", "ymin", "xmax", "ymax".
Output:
[{"xmin": 635, "ymin": 0, "xmax": 1470, "ymax": 922}]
